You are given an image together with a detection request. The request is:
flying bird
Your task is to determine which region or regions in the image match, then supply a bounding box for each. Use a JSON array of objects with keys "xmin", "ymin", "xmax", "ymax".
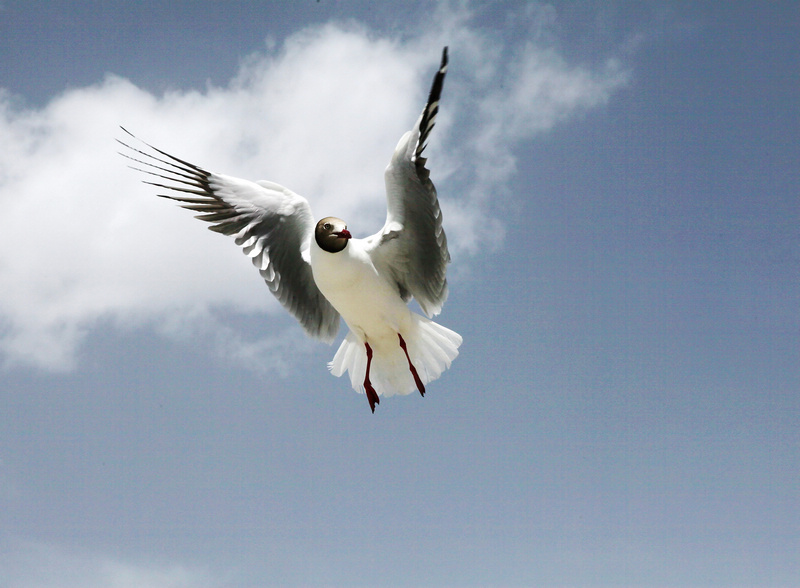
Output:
[{"xmin": 119, "ymin": 47, "xmax": 460, "ymax": 412}]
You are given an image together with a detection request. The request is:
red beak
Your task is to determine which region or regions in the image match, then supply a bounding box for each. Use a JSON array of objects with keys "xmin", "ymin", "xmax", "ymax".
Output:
[{"xmin": 335, "ymin": 229, "xmax": 352, "ymax": 239}]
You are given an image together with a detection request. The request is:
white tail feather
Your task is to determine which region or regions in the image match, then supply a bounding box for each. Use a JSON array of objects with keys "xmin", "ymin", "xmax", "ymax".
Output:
[{"xmin": 329, "ymin": 315, "xmax": 461, "ymax": 397}]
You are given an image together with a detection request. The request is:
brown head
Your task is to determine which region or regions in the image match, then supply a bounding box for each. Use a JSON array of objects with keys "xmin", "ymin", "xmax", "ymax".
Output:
[{"xmin": 314, "ymin": 217, "xmax": 352, "ymax": 253}]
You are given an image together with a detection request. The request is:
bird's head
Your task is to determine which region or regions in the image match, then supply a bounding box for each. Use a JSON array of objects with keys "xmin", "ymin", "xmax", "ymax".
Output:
[{"xmin": 315, "ymin": 217, "xmax": 351, "ymax": 253}]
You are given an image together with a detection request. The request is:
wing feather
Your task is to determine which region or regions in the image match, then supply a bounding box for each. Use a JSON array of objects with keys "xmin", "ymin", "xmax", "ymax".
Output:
[
  {"xmin": 372, "ymin": 47, "xmax": 450, "ymax": 317},
  {"xmin": 118, "ymin": 129, "xmax": 340, "ymax": 342}
]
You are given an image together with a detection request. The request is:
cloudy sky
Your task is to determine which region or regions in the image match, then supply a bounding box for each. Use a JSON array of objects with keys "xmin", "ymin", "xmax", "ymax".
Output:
[{"xmin": 1, "ymin": 1, "xmax": 798, "ymax": 586}]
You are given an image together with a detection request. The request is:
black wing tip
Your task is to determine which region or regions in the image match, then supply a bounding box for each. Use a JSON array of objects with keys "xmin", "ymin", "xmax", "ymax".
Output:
[
  {"xmin": 117, "ymin": 126, "xmax": 210, "ymax": 179},
  {"xmin": 414, "ymin": 48, "xmax": 449, "ymax": 159},
  {"xmin": 429, "ymin": 47, "xmax": 448, "ymax": 101}
]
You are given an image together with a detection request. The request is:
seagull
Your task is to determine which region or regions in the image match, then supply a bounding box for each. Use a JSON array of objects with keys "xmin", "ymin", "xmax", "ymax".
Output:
[{"xmin": 119, "ymin": 47, "xmax": 460, "ymax": 412}]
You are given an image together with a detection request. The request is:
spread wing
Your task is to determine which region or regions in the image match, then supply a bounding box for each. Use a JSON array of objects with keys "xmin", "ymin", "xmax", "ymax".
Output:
[
  {"xmin": 370, "ymin": 46, "xmax": 450, "ymax": 317},
  {"xmin": 118, "ymin": 129, "xmax": 340, "ymax": 342}
]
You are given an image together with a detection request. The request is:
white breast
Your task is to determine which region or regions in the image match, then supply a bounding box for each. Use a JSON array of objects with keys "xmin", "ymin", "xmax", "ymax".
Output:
[{"xmin": 310, "ymin": 238, "xmax": 411, "ymax": 342}]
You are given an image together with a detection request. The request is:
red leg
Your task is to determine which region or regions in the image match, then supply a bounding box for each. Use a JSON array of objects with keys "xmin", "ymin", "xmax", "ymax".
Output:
[
  {"xmin": 398, "ymin": 334, "xmax": 426, "ymax": 397},
  {"xmin": 364, "ymin": 342, "xmax": 380, "ymax": 413}
]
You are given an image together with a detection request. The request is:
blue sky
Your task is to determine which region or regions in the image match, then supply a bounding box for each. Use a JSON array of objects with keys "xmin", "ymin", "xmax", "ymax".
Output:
[{"xmin": 1, "ymin": 2, "xmax": 798, "ymax": 586}]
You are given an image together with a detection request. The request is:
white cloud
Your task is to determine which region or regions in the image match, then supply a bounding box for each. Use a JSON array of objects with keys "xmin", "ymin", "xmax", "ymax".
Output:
[
  {"xmin": 0, "ymin": 5, "xmax": 629, "ymax": 371},
  {"xmin": 1, "ymin": 540, "xmax": 217, "ymax": 588}
]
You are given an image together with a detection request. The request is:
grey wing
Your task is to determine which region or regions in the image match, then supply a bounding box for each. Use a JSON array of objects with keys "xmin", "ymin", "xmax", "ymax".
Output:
[
  {"xmin": 371, "ymin": 47, "xmax": 450, "ymax": 317},
  {"xmin": 118, "ymin": 129, "xmax": 340, "ymax": 342}
]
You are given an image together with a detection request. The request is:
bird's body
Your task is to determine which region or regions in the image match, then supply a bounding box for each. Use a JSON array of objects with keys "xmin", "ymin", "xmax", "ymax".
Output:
[
  {"xmin": 120, "ymin": 47, "xmax": 460, "ymax": 412},
  {"xmin": 310, "ymin": 225, "xmax": 461, "ymax": 408},
  {"xmin": 311, "ymin": 236, "xmax": 411, "ymax": 341}
]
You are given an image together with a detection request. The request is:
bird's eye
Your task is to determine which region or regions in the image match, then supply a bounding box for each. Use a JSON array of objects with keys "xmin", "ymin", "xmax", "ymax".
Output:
[{"xmin": 323, "ymin": 223, "xmax": 332, "ymax": 230}]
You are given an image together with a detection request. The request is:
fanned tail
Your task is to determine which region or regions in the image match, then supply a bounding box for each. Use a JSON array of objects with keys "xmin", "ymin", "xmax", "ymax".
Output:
[{"xmin": 329, "ymin": 315, "xmax": 461, "ymax": 398}]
